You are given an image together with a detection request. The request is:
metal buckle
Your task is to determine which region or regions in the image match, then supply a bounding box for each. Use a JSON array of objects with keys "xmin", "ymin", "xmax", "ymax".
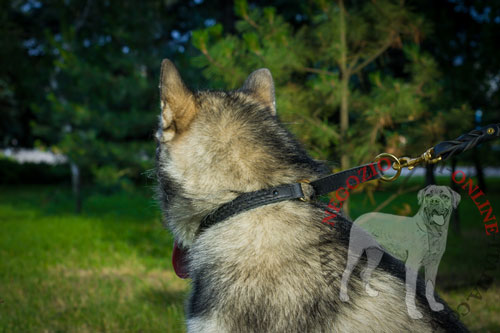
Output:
[{"xmin": 298, "ymin": 179, "xmax": 312, "ymax": 202}]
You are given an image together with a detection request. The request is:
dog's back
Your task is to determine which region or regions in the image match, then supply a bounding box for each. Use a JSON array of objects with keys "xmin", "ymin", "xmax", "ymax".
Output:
[{"xmin": 155, "ymin": 59, "xmax": 468, "ymax": 332}]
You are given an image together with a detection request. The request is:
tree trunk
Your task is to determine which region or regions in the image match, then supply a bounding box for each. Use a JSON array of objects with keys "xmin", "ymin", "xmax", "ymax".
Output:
[
  {"xmin": 71, "ymin": 162, "xmax": 82, "ymax": 213},
  {"xmin": 338, "ymin": 0, "xmax": 350, "ymax": 216},
  {"xmin": 425, "ymin": 164, "xmax": 436, "ymax": 186},
  {"xmin": 450, "ymin": 158, "xmax": 461, "ymax": 234},
  {"xmin": 473, "ymin": 147, "xmax": 486, "ymax": 192},
  {"xmin": 339, "ymin": 0, "xmax": 349, "ymax": 172}
]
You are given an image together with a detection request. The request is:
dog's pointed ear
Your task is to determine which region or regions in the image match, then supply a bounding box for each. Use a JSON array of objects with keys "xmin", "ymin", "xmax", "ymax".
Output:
[
  {"xmin": 241, "ymin": 68, "xmax": 276, "ymax": 115},
  {"xmin": 449, "ymin": 188, "xmax": 461, "ymax": 209},
  {"xmin": 159, "ymin": 59, "xmax": 196, "ymax": 141},
  {"xmin": 417, "ymin": 186, "xmax": 428, "ymax": 205}
]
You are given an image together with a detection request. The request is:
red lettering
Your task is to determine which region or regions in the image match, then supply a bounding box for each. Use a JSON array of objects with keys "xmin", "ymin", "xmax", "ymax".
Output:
[
  {"xmin": 346, "ymin": 175, "xmax": 360, "ymax": 190},
  {"xmin": 377, "ymin": 157, "xmax": 392, "ymax": 172},
  {"xmin": 328, "ymin": 201, "xmax": 341, "ymax": 212},
  {"xmin": 461, "ymin": 178, "xmax": 479, "ymax": 196},
  {"xmin": 471, "ymin": 190, "xmax": 486, "ymax": 207},
  {"xmin": 480, "ymin": 204, "xmax": 496, "ymax": 223},
  {"xmin": 477, "ymin": 200, "xmax": 490, "ymax": 211},
  {"xmin": 335, "ymin": 187, "xmax": 349, "ymax": 201},
  {"xmin": 366, "ymin": 163, "xmax": 378, "ymax": 181},
  {"xmin": 322, "ymin": 210, "xmax": 336, "ymax": 226},
  {"xmin": 452, "ymin": 170, "xmax": 466, "ymax": 184},
  {"xmin": 361, "ymin": 166, "xmax": 368, "ymax": 182},
  {"xmin": 485, "ymin": 222, "xmax": 498, "ymax": 236}
]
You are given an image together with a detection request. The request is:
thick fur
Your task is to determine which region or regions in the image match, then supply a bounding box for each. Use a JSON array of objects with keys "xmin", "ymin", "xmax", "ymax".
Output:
[{"xmin": 155, "ymin": 59, "xmax": 468, "ymax": 332}]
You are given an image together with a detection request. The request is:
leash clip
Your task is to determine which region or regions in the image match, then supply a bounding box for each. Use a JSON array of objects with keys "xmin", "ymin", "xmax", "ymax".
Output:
[
  {"xmin": 375, "ymin": 148, "xmax": 443, "ymax": 183},
  {"xmin": 398, "ymin": 148, "xmax": 442, "ymax": 171}
]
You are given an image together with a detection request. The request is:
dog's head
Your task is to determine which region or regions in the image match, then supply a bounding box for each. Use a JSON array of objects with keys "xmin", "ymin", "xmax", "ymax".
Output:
[
  {"xmin": 417, "ymin": 185, "xmax": 460, "ymax": 226},
  {"xmin": 155, "ymin": 59, "xmax": 328, "ymax": 246}
]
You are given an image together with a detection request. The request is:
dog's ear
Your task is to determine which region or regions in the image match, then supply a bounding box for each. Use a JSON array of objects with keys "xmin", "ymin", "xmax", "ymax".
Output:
[
  {"xmin": 417, "ymin": 186, "xmax": 429, "ymax": 205},
  {"xmin": 448, "ymin": 187, "xmax": 461, "ymax": 209},
  {"xmin": 159, "ymin": 59, "xmax": 197, "ymax": 141},
  {"xmin": 241, "ymin": 68, "xmax": 276, "ymax": 115}
]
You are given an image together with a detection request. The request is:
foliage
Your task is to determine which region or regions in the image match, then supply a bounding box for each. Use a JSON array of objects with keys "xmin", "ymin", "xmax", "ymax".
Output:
[
  {"xmin": 26, "ymin": 1, "xmax": 169, "ymax": 188},
  {"xmin": 191, "ymin": 0, "xmax": 474, "ymax": 170},
  {"xmin": 0, "ymin": 0, "xmax": 246, "ymax": 187},
  {"xmin": 414, "ymin": 0, "xmax": 500, "ymax": 166},
  {"xmin": 0, "ymin": 0, "xmax": 495, "ymax": 187}
]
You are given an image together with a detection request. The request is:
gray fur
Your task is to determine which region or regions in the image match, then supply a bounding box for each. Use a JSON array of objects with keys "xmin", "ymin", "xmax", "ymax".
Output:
[{"xmin": 154, "ymin": 59, "xmax": 468, "ymax": 332}]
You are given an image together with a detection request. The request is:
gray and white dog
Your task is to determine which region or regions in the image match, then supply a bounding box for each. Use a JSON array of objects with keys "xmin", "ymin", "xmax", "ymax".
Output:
[
  {"xmin": 155, "ymin": 59, "xmax": 468, "ymax": 332},
  {"xmin": 340, "ymin": 185, "xmax": 461, "ymax": 320}
]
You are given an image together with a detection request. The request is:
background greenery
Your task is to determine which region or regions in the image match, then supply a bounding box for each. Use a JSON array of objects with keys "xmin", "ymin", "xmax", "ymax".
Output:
[{"xmin": 1, "ymin": 0, "xmax": 499, "ymax": 332}]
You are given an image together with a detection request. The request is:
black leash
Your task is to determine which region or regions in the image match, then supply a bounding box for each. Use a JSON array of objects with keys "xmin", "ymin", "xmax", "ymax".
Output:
[
  {"xmin": 432, "ymin": 124, "xmax": 499, "ymax": 161},
  {"xmin": 198, "ymin": 123, "xmax": 500, "ymax": 233}
]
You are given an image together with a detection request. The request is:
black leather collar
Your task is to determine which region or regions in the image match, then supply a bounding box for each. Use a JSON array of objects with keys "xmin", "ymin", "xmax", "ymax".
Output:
[{"xmin": 198, "ymin": 161, "xmax": 386, "ymax": 233}]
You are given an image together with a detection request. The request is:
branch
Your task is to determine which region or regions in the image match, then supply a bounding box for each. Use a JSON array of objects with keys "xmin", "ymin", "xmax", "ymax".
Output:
[
  {"xmin": 347, "ymin": 53, "xmax": 360, "ymax": 71},
  {"xmin": 74, "ymin": 0, "xmax": 92, "ymax": 32},
  {"xmin": 373, "ymin": 184, "xmax": 420, "ymax": 213},
  {"xmin": 351, "ymin": 38, "xmax": 394, "ymax": 75},
  {"xmin": 242, "ymin": 13, "xmax": 259, "ymax": 29},
  {"xmin": 373, "ymin": 169, "xmax": 418, "ymax": 212},
  {"xmin": 294, "ymin": 113, "xmax": 340, "ymax": 140},
  {"xmin": 302, "ymin": 67, "xmax": 337, "ymax": 77},
  {"xmin": 200, "ymin": 46, "xmax": 225, "ymax": 71}
]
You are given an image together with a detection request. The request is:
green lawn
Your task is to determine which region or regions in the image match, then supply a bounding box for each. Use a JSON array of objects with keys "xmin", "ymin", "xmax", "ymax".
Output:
[
  {"xmin": 0, "ymin": 178, "xmax": 499, "ymax": 332},
  {"xmin": 0, "ymin": 185, "xmax": 188, "ymax": 332}
]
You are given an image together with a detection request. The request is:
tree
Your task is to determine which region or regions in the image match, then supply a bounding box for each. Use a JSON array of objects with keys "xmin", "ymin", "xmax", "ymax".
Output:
[
  {"xmin": 191, "ymin": 0, "xmax": 444, "ymax": 214},
  {"xmin": 415, "ymin": 0, "xmax": 500, "ymax": 191},
  {"xmin": 27, "ymin": 0, "xmax": 176, "ymax": 211},
  {"xmin": 3, "ymin": 0, "xmax": 276, "ymax": 211}
]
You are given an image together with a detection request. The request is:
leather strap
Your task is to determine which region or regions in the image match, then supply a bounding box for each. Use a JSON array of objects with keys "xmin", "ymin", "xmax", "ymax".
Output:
[
  {"xmin": 432, "ymin": 123, "xmax": 500, "ymax": 161},
  {"xmin": 200, "ymin": 183, "xmax": 307, "ymax": 231},
  {"xmin": 198, "ymin": 161, "xmax": 386, "ymax": 233},
  {"xmin": 309, "ymin": 161, "xmax": 383, "ymax": 196}
]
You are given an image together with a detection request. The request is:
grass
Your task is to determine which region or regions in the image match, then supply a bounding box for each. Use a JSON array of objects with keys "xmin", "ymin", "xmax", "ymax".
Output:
[
  {"xmin": 0, "ymin": 185, "xmax": 188, "ymax": 332},
  {"xmin": 0, "ymin": 176, "xmax": 499, "ymax": 332}
]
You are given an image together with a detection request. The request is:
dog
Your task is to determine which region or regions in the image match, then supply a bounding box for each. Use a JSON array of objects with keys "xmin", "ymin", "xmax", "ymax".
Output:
[
  {"xmin": 340, "ymin": 185, "xmax": 461, "ymax": 320},
  {"xmin": 154, "ymin": 59, "xmax": 468, "ymax": 332}
]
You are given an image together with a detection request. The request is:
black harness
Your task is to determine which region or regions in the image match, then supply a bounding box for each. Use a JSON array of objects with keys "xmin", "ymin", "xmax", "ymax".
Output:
[{"xmin": 198, "ymin": 123, "xmax": 500, "ymax": 233}]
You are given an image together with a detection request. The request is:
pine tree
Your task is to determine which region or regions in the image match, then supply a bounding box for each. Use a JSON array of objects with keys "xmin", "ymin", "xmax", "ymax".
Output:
[
  {"xmin": 29, "ymin": 0, "xmax": 170, "ymax": 211},
  {"xmin": 191, "ymin": 0, "xmax": 443, "ymax": 172}
]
